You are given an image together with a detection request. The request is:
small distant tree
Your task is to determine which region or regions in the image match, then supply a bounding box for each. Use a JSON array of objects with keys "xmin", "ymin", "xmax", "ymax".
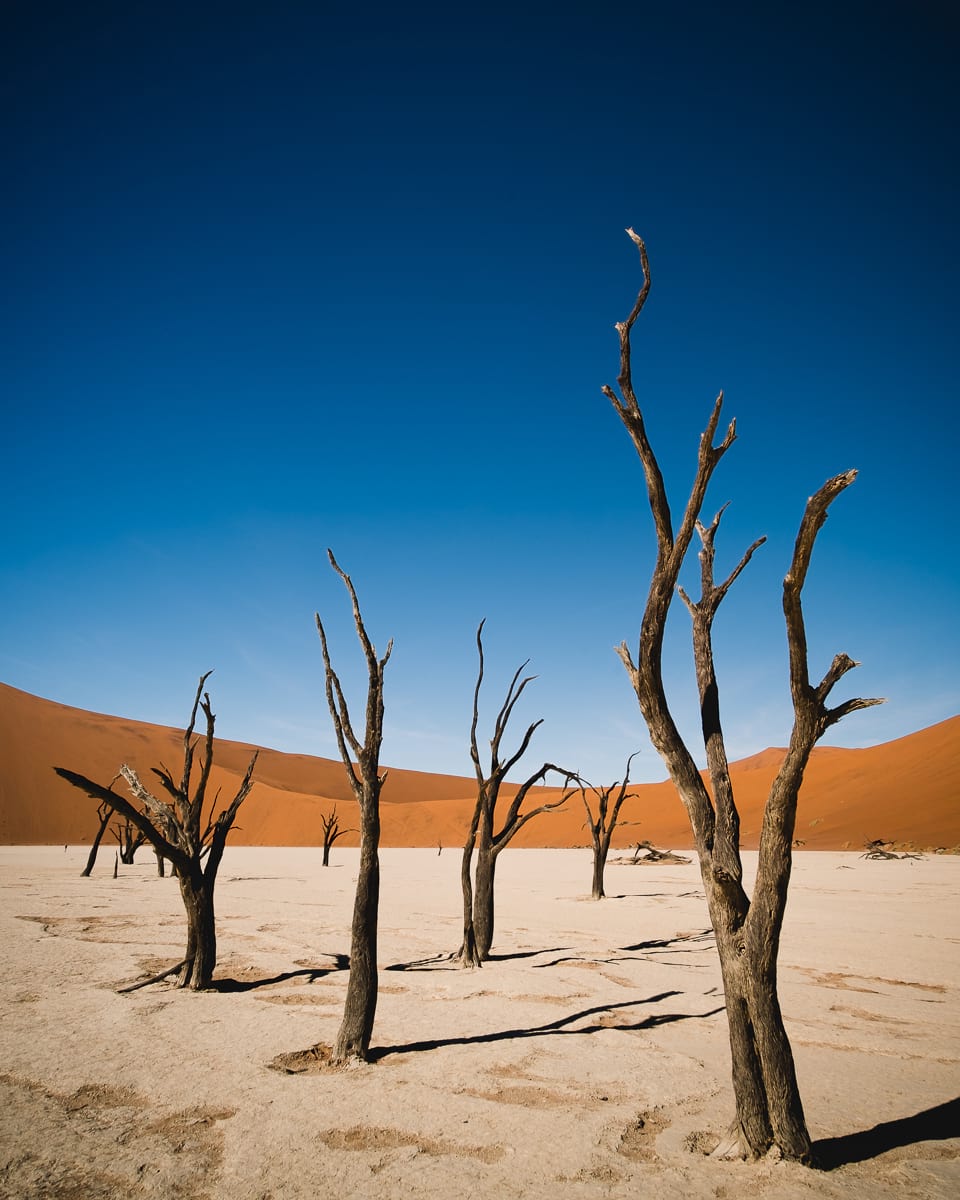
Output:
[
  {"xmin": 578, "ymin": 753, "xmax": 640, "ymax": 899},
  {"xmin": 457, "ymin": 620, "xmax": 577, "ymax": 966},
  {"xmin": 315, "ymin": 550, "xmax": 392, "ymax": 1064},
  {"xmin": 604, "ymin": 230, "xmax": 883, "ymax": 1161},
  {"xmin": 55, "ymin": 673, "xmax": 257, "ymax": 990},
  {"xmin": 81, "ymin": 798, "xmax": 115, "ymax": 877},
  {"xmin": 320, "ymin": 804, "xmax": 355, "ymax": 866},
  {"xmin": 114, "ymin": 814, "xmax": 148, "ymax": 864}
]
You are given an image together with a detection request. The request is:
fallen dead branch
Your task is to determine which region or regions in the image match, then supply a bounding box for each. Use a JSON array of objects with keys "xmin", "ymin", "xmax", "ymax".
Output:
[
  {"xmin": 612, "ymin": 841, "xmax": 691, "ymax": 866},
  {"xmin": 861, "ymin": 839, "xmax": 923, "ymax": 861}
]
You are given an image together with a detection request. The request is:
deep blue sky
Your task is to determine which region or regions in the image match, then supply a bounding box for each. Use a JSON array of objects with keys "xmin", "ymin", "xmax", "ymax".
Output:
[{"xmin": 2, "ymin": 1, "xmax": 957, "ymax": 784}]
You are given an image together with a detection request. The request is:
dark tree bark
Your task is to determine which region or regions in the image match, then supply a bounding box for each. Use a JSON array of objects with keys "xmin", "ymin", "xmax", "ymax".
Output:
[
  {"xmin": 603, "ymin": 230, "xmax": 884, "ymax": 1163},
  {"xmin": 55, "ymin": 672, "xmax": 257, "ymax": 991},
  {"xmin": 578, "ymin": 754, "xmax": 639, "ymax": 899},
  {"xmin": 456, "ymin": 620, "xmax": 577, "ymax": 965},
  {"xmin": 316, "ymin": 550, "xmax": 392, "ymax": 1064},
  {"xmin": 320, "ymin": 804, "xmax": 355, "ymax": 867},
  {"xmin": 82, "ymin": 800, "xmax": 114, "ymax": 877}
]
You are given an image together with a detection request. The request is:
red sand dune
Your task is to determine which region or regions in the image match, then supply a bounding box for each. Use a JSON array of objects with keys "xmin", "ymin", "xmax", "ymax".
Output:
[{"xmin": 0, "ymin": 682, "xmax": 957, "ymax": 851}]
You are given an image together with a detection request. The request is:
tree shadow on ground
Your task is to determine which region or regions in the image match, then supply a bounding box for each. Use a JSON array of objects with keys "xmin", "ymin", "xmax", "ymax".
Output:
[
  {"xmin": 213, "ymin": 955, "xmax": 350, "ymax": 992},
  {"xmin": 604, "ymin": 890, "xmax": 704, "ymax": 901},
  {"xmin": 532, "ymin": 932, "xmax": 714, "ymax": 971},
  {"xmin": 486, "ymin": 947, "xmax": 571, "ymax": 962},
  {"xmin": 815, "ymin": 1097, "xmax": 960, "ymax": 1168},
  {"xmin": 385, "ymin": 947, "xmax": 573, "ymax": 972},
  {"xmin": 369, "ymin": 992, "xmax": 725, "ymax": 1060},
  {"xmin": 619, "ymin": 929, "xmax": 714, "ymax": 953}
]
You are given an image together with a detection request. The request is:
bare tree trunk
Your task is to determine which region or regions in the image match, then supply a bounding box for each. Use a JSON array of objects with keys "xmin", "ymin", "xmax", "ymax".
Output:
[
  {"xmin": 334, "ymin": 800, "xmax": 380, "ymax": 1060},
  {"xmin": 178, "ymin": 872, "xmax": 217, "ymax": 990},
  {"xmin": 457, "ymin": 801, "xmax": 483, "ymax": 967},
  {"xmin": 704, "ymin": 889, "xmax": 809, "ymax": 1156},
  {"xmin": 590, "ymin": 835, "xmax": 607, "ymax": 900},
  {"xmin": 155, "ymin": 850, "xmax": 166, "ymax": 877},
  {"xmin": 82, "ymin": 802, "xmax": 113, "ymax": 877},
  {"xmin": 472, "ymin": 847, "xmax": 497, "ymax": 960},
  {"xmin": 316, "ymin": 550, "xmax": 392, "ymax": 1064}
]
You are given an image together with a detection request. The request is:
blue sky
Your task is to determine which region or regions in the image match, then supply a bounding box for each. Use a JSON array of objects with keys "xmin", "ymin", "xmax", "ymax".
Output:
[{"xmin": 2, "ymin": 1, "xmax": 957, "ymax": 784}]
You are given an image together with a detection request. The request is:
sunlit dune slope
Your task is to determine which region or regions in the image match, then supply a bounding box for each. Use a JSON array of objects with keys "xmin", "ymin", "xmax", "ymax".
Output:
[{"xmin": 0, "ymin": 682, "xmax": 956, "ymax": 850}]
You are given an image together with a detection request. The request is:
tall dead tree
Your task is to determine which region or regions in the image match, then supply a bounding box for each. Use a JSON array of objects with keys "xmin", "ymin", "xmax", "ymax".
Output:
[
  {"xmin": 578, "ymin": 753, "xmax": 639, "ymax": 899},
  {"xmin": 320, "ymin": 804, "xmax": 355, "ymax": 866},
  {"xmin": 457, "ymin": 620, "xmax": 576, "ymax": 966},
  {"xmin": 604, "ymin": 230, "xmax": 884, "ymax": 1162},
  {"xmin": 315, "ymin": 550, "xmax": 392, "ymax": 1063},
  {"xmin": 55, "ymin": 673, "xmax": 257, "ymax": 990}
]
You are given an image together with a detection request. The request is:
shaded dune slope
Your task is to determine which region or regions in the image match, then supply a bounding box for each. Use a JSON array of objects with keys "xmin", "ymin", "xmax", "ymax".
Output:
[{"xmin": 1, "ymin": 683, "xmax": 956, "ymax": 850}]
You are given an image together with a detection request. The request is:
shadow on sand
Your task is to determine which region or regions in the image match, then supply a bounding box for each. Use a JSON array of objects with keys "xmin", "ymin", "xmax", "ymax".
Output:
[
  {"xmin": 212, "ymin": 955, "xmax": 350, "ymax": 992},
  {"xmin": 815, "ymin": 1097, "xmax": 960, "ymax": 1168},
  {"xmin": 369, "ymin": 992, "xmax": 725, "ymax": 1060},
  {"xmin": 385, "ymin": 946, "xmax": 574, "ymax": 972}
]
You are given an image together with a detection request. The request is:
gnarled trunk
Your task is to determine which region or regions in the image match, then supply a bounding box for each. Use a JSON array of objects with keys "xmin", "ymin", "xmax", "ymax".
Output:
[
  {"xmin": 457, "ymin": 808, "xmax": 482, "ymax": 967},
  {"xmin": 708, "ymin": 890, "xmax": 809, "ymax": 1159},
  {"xmin": 590, "ymin": 837, "xmax": 607, "ymax": 900},
  {"xmin": 178, "ymin": 872, "xmax": 217, "ymax": 990},
  {"xmin": 472, "ymin": 848, "xmax": 497, "ymax": 960},
  {"xmin": 334, "ymin": 814, "xmax": 380, "ymax": 1060}
]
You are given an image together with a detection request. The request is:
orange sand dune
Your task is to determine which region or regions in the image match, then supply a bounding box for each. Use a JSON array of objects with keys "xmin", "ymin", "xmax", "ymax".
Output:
[{"xmin": 0, "ymin": 682, "xmax": 957, "ymax": 851}]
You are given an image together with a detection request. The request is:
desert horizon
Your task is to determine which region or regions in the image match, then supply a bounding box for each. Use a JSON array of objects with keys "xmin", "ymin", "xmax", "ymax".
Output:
[{"xmin": 0, "ymin": 681, "xmax": 957, "ymax": 853}]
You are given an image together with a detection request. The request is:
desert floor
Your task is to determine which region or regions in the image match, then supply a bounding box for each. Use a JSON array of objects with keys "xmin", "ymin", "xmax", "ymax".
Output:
[{"xmin": 0, "ymin": 846, "xmax": 957, "ymax": 1199}]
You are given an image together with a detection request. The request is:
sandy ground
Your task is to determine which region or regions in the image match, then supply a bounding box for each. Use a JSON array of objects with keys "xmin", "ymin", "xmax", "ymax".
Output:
[{"xmin": 0, "ymin": 846, "xmax": 957, "ymax": 1199}]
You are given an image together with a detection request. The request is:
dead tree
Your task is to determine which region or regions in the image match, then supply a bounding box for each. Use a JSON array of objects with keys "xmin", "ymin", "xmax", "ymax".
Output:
[
  {"xmin": 55, "ymin": 673, "xmax": 257, "ymax": 990},
  {"xmin": 82, "ymin": 799, "xmax": 115, "ymax": 876},
  {"xmin": 579, "ymin": 753, "xmax": 640, "ymax": 899},
  {"xmin": 603, "ymin": 230, "xmax": 883, "ymax": 1162},
  {"xmin": 114, "ymin": 814, "xmax": 148, "ymax": 864},
  {"xmin": 320, "ymin": 804, "xmax": 355, "ymax": 866},
  {"xmin": 316, "ymin": 550, "xmax": 392, "ymax": 1063},
  {"xmin": 457, "ymin": 620, "xmax": 577, "ymax": 966}
]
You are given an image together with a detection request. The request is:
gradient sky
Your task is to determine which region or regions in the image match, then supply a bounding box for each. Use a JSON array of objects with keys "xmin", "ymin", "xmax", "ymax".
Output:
[{"xmin": 2, "ymin": 1, "xmax": 957, "ymax": 785}]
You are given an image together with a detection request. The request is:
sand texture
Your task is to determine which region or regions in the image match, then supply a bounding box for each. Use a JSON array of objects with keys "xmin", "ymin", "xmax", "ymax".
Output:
[
  {"xmin": 1, "ymin": 845, "xmax": 958, "ymax": 1198},
  {"xmin": 1, "ymin": 682, "xmax": 958, "ymax": 851}
]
